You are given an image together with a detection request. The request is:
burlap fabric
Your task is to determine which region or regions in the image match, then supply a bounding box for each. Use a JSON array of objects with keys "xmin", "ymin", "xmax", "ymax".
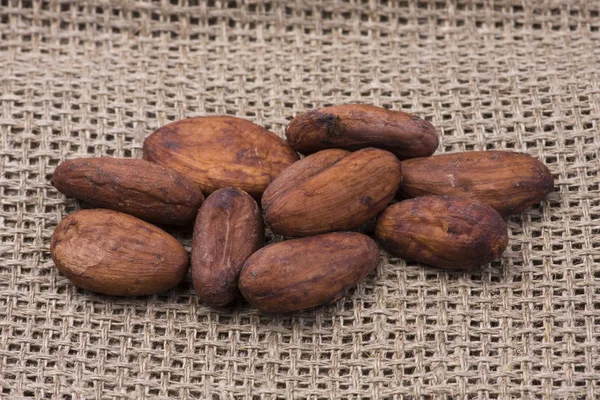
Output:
[{"xmin": 1, "ymin": 1, "xmax": 599, "ymax": 398}]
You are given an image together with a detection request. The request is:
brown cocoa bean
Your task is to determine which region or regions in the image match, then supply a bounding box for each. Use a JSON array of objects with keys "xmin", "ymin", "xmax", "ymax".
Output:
[
  {"xmin": 50, "ymin": 209, "xmax": 189, "ymax": 296},
  {"xmin": 143, "ymin": 116, "xmax": 299, "ymax": 198},
  {"xmin": 376, "ymin": 196, "xmax": 508, "ymax": 269},
  {"xmin": 263, "ymin": 148, "xmax": 402, "ymax": 237},
  {"xmin": 238, "ymin": 232, "xmax": 380, "ymax": 312},
  {"xmin": 51, "ymin": 157, "xmax": 204, "ymax": 226},
  {"xmin": 191, "ymin": 187, "xmax": 264, "ymax": 307},
  {"xmin": 285, "ymin": 104, "xmax": 438, "ymax": 159},
  {"xmin": 397, "ymin": 151, "xmax": 554, "ymax": 216}
]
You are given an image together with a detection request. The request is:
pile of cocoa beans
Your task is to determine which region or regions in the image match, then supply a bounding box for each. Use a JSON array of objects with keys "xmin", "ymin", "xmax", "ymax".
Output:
[{"xmin": 50, "ymin": 104, "xmax": 554, "ymax": 312}]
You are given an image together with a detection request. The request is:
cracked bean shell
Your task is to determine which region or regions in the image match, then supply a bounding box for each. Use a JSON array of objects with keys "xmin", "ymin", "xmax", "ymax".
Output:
[
  {"xmin": 143, "ymin": 116, "xmax": 299, "ymax": 198},
  {"xmin": 285, "ymin": 104, "xmax": 438, "ymax": 159},
  {"xmin": 192, "ymin": 187, "xmax": 264, "ymax": 308},
  {"xmin": 50, "ymin": 209, "xmax": 189, "ymax": 296},
  {"xmin": 262, "ymin": 148, "xmax": 402, "ymax": 237},
  {"xmin": 375, "ymin": 196, "xmax": 508, "ymax": 269},
  {"xmin": 397, "ymin": 151, "xmax": 554, "ymax": 216},
  {"xmin": 51, "ymin": 157, "xmax": 204, "ymax": 226},
  {"xmin": 238, "ymin": 232, "xmax": 380, "ymax": 312}
]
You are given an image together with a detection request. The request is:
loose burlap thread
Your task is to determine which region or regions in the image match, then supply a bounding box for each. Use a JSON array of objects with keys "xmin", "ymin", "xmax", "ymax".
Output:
[{"xmin": 1, "ymin": 1, "xmax": 599, "ymax": 398}]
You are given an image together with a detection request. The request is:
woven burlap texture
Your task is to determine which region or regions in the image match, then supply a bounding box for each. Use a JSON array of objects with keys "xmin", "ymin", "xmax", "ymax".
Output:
[{"xmin": 1, "ymin": 1, "xmax": 599, "ymax": 399}]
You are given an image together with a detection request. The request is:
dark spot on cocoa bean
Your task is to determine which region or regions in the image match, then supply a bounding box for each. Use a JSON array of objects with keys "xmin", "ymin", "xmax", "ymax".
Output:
[
  {"xmin": 446, "ymin": 223, "xmax": 462, "ymax": 235},
  {"xmin": 63, "ymin": 219, "xmax": 78, "ymax": 233},
  {"xmin": 214, "ymin": 187, "xmax": 242, "ymax": 209},
  {"xmin": 215, "ymin": 195, "xmax": 232, "ymax": 209},
  {"xmin": 134, "ymin": 223, "xmax": 153, "ymax": 233},
  {"xmin": 215, "ymin": 133, "xmax": 236, "ymax": 145},
  {"xmin": 316, "ymin": 112, "xmax": 346, "ymax": 137},
  {"xmin": 236, "ymin": 149, "xmax": 248, "ymax": 160},
  {"xmin": 111, "ymin": 242, "xmax": 121, "ymax": 251},
  {"xmin": 457, "ymin": 177, "xmax": 473, "ymax": 192},
  {"xmin": 162, "ymin": 139, "xmax": 180, "ymax": 150},
  {"xmin": 135, "ymin": 278, "xmax": 143, "ymax": 284},
  {"xmin": 361, "ymin": 196, "xmax": 373, "ymax": 207},
  {"xmin": 222, "ymin": 187, "xmax": 241, "ymax": 197}
]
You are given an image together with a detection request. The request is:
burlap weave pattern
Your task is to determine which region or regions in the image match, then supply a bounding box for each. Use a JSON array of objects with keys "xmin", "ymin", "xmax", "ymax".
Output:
[{"xmin": 1, "ymin": 1, "xmax": 599, "ymax": 398}]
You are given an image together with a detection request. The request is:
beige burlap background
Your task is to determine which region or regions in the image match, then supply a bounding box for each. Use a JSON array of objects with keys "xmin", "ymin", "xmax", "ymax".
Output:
[{"xmin": 1, "ymin": 1, "xmax": 600, "ymax": 398}]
